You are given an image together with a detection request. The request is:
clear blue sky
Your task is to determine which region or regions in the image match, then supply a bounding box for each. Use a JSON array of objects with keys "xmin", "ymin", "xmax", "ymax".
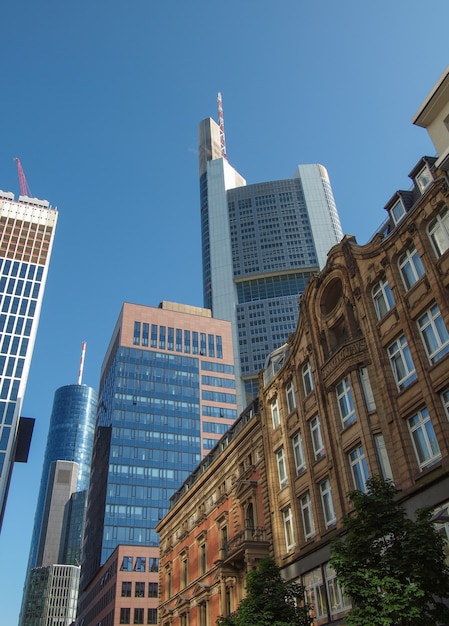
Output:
[{"xmin": 1, "ymin": 1, "xmax": 448, "ymax": 622}]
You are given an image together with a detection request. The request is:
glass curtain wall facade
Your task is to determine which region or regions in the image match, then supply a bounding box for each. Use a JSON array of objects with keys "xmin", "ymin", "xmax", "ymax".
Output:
[
  {"xmin": 81, "ymin": 302, "xmax": 237, "ymax": 589},
  {"xmin": 0, "ymin": 190, "xmax": 58, "ymax": 529},
  {"xmin": 199, "ymin": 118, "xmax": 343, "ymax": 408}
]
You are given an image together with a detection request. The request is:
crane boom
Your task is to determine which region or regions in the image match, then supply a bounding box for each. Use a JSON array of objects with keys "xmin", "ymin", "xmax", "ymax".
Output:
[{"xmin": 14, "ymin": 157, "xmax": 32, "ymax": 197}]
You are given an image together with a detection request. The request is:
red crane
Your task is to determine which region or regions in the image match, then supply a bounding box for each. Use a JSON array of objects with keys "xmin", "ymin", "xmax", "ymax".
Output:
[{"xmin": 14, "ymin": 157, "xmax": 32, "ymax": 197}]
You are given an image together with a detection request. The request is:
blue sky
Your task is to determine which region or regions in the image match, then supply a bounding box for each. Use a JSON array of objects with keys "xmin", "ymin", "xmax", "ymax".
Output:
[{"xmin": 1, "ymin": 1, "xmax": 448, "ymax": 622}]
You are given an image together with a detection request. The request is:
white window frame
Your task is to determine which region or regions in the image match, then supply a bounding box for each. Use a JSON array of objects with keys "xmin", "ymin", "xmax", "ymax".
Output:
[
  {"xmin": 271, "ymin": 397, "xmax": 280, "ymax": 428},
  {"xmin": 398, "ymin": 245, "xmax": 425, "ymax": 290},
  {"xmin": 441, "ymin": 388, "xmax": 449, "ymax": 421},
  {"xmin": 417, "ymin": 303, "xmax": 449, "ymax": 364},
  {"xmin": 372, "ymin": 277, "xmax": 395, "ymax": 319},
  {"xmin": 276, "ymin": 447, "xmax": 288, "ymax": 488},
  {"xmin": 303, "ymin": 567, "xmax": 326, "ymax": 620},
  {"xmin": 374, "ymin": 434, "xmax": 394, "ymax": 482},
  {"xmin": 428, "ymin": 206, "xmax": 449, "ymax": 257},
  {"xmin": 285, "ymin": 380, "xmax": 296, "ymax": 413},
  {"xmin": 336, "ymin": 377, "xmax": 356, "ymax": 427},
  {"xmin": 324, "ymin": 563, "xmax": 352, "ymax": 616},
  {"xmin": 300, "ymin": 492, "xmax": 315, "ymax": 540},
  {"xmin": 302, "ymin": 361, "xmax": 314, "ymax": 395},
  {"xmin": 349, "ymin": 445, "xmax": 369, "ymax": 492},
  {"xmin": 310, "ymin": 415, "xmax": 325, "ymax": 459},
  {"xmin": 292, "ymin": 431, "xmax": 306, "ymax": 475},
  {"xmin": 387, "ymin": 334, "xmax": 417, "ymax": 390},
  {"xmin": 408, "ymin": 407, "xmax": 441, "ymax": 470},
  {"xmin": 359, "ymin": 366, "xmax": 376, "ymax": 412},
  {"xmin": 391, "ymin": 198, "xmax": 406, "ymax": 224},
  {"xmin": 282, "ymin": 506, "xmax": 295, "ymax": 551},
  {"xmin": 320, "ymin": 478, "xmax": 336, "ymax": 527}
]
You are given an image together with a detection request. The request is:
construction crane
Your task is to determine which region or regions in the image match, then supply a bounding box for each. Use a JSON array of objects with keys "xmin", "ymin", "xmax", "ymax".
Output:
[
  {"xmin": 14, "ymin": 157, "xmax": 32, "ymax": 197},
  {"xmin": 217, "ymin": 92, "xmax": 227, "ymax": 160}
]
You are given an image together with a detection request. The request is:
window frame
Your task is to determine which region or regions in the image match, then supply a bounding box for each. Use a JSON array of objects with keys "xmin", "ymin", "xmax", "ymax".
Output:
[
  {"xmin": 390, "ymin": 198, "xmax": 406, "ymax": 225},
  {"xmin": 276, "ymin": 446, "xmax": 288, "ymax": 488},
  {"xmin": 302, "ymin": 361, "xmax": 314, "ymax": 395},
  {"xmin": 387, "ymin": 334, "xmax": 417, "ymax": 390},
  {"xmin": 300, "ymin": 492, "xmax": 315, "ymax": 539},
  {"xmin": 372, "ymin": 277, "xmax": 395, "ymax": 319},
  {"xmin": 408, "ymin": 407, "xmax": 442, "ymax": 470},
  {"xmin": 398, "ymin": 245, "xmax": 425, "ymax": 290},
  {"xmin": 349, "ymin": 445, "xmax": 370, "ymax": 492},
  {"xmin": 417, "ymin": 303, "xmax": 449, "ymax": 364},
  {"xmin": 292, "ymin": 431, "xmax": 306, "ymax": 475},
  {"xmin": 282, "ymin": 506, "xmax": 295, "ymax": 551},
  {"xmin": 428, "ymin": 206, "xmax": 449, "ymax": 257},
  {"xmin": 285, "ymin": 380, "xmax": 296, "ymax": 413},
  {"xmin": 320, "ymin": 478, "xmax": 336, "ymax": 527},
  {"xmin": 310, "ymin": 415, "xmax": 325, "ymax": 460},
  {"xmin": 271, "ymin": 397, "xmax": 280, "ymax": 428},
  {"xmin": 336, "ymin": 377, "xmax": 356, "ymax": 427}
]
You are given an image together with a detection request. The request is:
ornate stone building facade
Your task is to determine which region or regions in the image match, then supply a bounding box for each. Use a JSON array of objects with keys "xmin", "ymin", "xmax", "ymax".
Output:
[{"xmin": 156, "ymin": 399, "xmax": 272, "ymax": 626}]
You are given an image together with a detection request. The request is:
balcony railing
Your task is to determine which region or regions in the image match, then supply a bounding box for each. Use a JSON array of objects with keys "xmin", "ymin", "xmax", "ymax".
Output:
[{"xmin": 221, "ymin": 527, "xmax": 267, "ymax": 559}]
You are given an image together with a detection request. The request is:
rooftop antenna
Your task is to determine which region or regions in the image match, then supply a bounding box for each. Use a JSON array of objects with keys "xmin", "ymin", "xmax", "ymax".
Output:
[
  {"xmin": 14, "ymin": 157, "xmax": 32, "ymax": 197},
  {"xmin": 78, "ymin": 342, "xmax": 87, "ymax": 385},
  {"xmin": 217, "ymin": 92, "xmax": 227, "ymax": 160}
]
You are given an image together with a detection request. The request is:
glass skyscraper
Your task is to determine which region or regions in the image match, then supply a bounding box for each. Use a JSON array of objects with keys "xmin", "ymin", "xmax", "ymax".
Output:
[
  {"xmin": 80, "ymin": 301, "xmax": 237, "ymax": 589},
  {"xmin": 0, "ymin": 190, "xmax": 58, "ymax": 529},
  {"xmin": 199, "ymin": 117, "xmax": 343, "ymax": 408}
]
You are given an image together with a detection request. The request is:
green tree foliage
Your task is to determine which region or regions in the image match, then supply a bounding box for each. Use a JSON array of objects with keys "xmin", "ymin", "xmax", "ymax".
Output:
[
  {"xmin": 216, "ymin": 557, "xmax": 312, "ymax": 626},
  {"xmin": 330, "ymin": 476, "xmax": 449, "ymax": 625}
]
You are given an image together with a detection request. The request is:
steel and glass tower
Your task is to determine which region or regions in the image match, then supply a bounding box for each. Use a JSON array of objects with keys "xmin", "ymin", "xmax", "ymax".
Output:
[
  {"xmin": 199, "ymin": 117, "xmax": 344, "ymax": 408},
  {"xmin": 80, "ymin": 301, "xmax": 237, "ymax": 590},
  {"xmin": 0, "ymin": 190, "xmax": 58, "ymax": 529}
]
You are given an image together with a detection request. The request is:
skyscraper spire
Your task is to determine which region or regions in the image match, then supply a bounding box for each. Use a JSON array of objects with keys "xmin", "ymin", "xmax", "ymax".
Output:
[{"xmin": 217, "ymin": 92, "xmax": 227, "ymax": 159}]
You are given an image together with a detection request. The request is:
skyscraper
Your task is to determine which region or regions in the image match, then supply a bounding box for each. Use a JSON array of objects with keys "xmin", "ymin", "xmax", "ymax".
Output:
[
  {"xmin": 20, "ymin": 379, "xmax": 98, "ymax": 626},
  {"xmin": 0, "ymin": 190, "xmax": 58, "ymax": 529},
  {"xmin": 79, "ymin": 301, "xmax": 237, "ymax": 595},
  {"xmin": 199, "ymin": 117, "xmax": 343, "ymax": 408}
]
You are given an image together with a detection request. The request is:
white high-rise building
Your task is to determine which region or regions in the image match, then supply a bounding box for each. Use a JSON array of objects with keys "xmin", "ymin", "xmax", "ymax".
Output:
[
  {"xmin": 0, "ymin": 190, "xmax": 58, "ymax": 529},
  {"xmin": 199, "ymin": 117, "xmax": 343, "ymax": 409}
]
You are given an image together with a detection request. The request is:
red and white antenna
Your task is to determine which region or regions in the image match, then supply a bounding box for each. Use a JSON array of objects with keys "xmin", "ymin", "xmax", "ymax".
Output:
[
  {"xmin": 14, "ymin": 157, "xmax": 32, "ymax": 197},
  {"xmin": 217, "ymin": 92, "xmax": 227, "ymax": 160},
  {"xmin": 78, "ymin": 341, "xmax": 87, "ymax": 385}
]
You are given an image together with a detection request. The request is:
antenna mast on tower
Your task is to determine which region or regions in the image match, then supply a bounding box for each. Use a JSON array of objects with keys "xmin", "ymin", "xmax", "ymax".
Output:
[
  {"xmin": 217, "ymin": 92, "xmax": 227, "ymax": 160},
  {"xmin": 14, "ymin": 157, "xmax": 32, "ymax": 197},
  {"xmin": 78, "ymin": 342, "xmax": 87, "ymax": 385}
]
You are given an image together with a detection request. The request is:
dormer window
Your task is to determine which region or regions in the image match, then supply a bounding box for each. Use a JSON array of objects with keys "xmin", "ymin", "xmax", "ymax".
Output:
[
  {"xmin": 391, "ymin": 199, "xmax": 406, "ymax": 225},
  {"xmin": 415, "ymin": 166, "xmax": 433, "ymax": 193}
]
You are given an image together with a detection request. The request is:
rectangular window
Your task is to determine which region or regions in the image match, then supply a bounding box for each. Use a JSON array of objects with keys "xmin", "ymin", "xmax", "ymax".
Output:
[
  {"xmin": 418, "ymin": 303, "xmax": 449, "ymax": 363},
  {"xmin": 176, "ymin": 329, "xmax": 183, "ymax": 352},
  {"xmin": 349, "ymin": 445, "xmax": 369, "ymax": 492},
  {"xmin": 359, "ymin": 366, "xmax": 376, "ymax": 412},
  {"xmin": 441, "ymin": 388, "xmax": 449, "ymax": 420},
  {"xmin": 200, "ymin": 333, "xmax": 207, "ymax": 355},
  {"xmin": 408, "ymin": 407, "xmax": 441, "ymax": 469},
  {"xmin": 120, "ymin": 608, "xmax": 130, "ymax": 624},
  {"xmin": 282, "ymin": 507, "xmax": 295, "ymax": 550},
  {"xmin": 142, "ymin": 323, "xmax": 149, "ymax": 347},
  {"xmin": 374, "ymin": 434, "xmax": 394, "ymax": 482},
  {"xmin": 428, "ymin": 207, "xmax": 449, "ymax": 257},
  {"xmin": 133, "ymin": 322, "xmax": 141, "ymax": 345},
  {"xmin": 276, "ymin": 447, "xmax": 288, "ymax": 488},
  {"xmin": 148, "ymin": 582, "xmax": 158, "ymax": 598},
  {"xmin": 292, "ymin": 431, "xmax": 306, "ymax": 475},
  {"xmin": 182, "ymin": 556, "xmax": 188, "ymax": 587},
  {"xmin": 167, "ymin": 327, "xmax": 174, "ymax": 351},
  {"xmin": 310, "ymin": 415, "xmax": 325, "ymax": 459},
  {"xmin": 121, "ymin": 581, "xmax": 132, "ymax": 597},
  {"xmin": 325, "ymin": 563, "xmax": 351, "ymax": 616},
  {"xmin": 208, "ymin": 334, "xmax": 215, "ymax": 357},
  {"xmin": 134, "ymin": 556, "xmax": 146, "ymax": 572},
  {"xmin": 285, "ymin": 380, "xmax": 296, "ymax": 413},
  {"xmin": 135, "ymin": 581, "xmax": 145, "ymax": 597},
  {"xmin": 303, "ymin": 567, "xmax": 326, "ymax": 620},
  {"xmin": 133, "ymin": 608, "xmax": 144, "ymax": 624},
  {"xmin": 200, "ymin": 542, "xmax": 207, "ymax": 574},
  {"xmin": 121, "ymin": 556, "xmax": 133, "ymax": 571},
  {"xmin": 388, "ymin": 335, "xmax": 417, "ymax": 390},
  {"xmin": 300, "ymin": 492, "xmax": 315, "ymax": 539},
  {"xmin": 372, "ymin": 277, "xmax": 395, "ymax": 319},
  {"xmin": 336, "ymin": 377, "xmax": 356, "ymax": 427},
  {"xmin": 391, "ymin": 198, "xmax": 406, "ymax": 224},
  {"xmin": 271, "ymin": 398, "xmax": 280, "ymax": 428},
  {"xmin": 159, "ymin": 326, "xmax": 166, "ymax": 350},
  {"xmin": 149, "ymin": 557, "xmax": 159, "ymax": 572},
  {"xmin": 216, "ymin": 335, "xmax": 223, "ymax": 359},
  {"xmin": 192, "ymin": 331, "xmax": 199, "ymax": 354},
  {"xmin": 302, "ymin": 361, "xmax": 314, "ymax": 395},
  {"xmin": 151, "ymin": 324, "xmax": 157, "ymax": 348},
  {"xmin": 398, "ymin": 245, "xmax": 425, "ymax": 289},
  {"xmin": 320, "ymin": 478, "xmax": 336, "ymax": 527},
  {"xmin": 148, "ymin": 608, "xmax": 158, "ymax": 625}
]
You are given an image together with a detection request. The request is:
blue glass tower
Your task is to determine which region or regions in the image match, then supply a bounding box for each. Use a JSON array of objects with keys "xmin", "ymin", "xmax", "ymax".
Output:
[
  {"xmin": 27, "ymin": 384, "xmax": 98, "ymax": 570},
  {"xmin": 80, "ymin": 301, "xmax": 237, "ymax": 589},
  {"xmin": 199, "ymin": 118, "xmax": 344, "ymax": 407}
]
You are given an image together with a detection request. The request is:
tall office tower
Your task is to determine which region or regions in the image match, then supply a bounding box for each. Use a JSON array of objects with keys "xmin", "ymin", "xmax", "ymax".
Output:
[
  {"xmin": 0, "ymin": 190, "xmax": 58, "ymax": 529},
  {"xmin": 79, "ymin": 301, "xmax": 237, "ymax": 606},
  {"xmin": 199, "ymin": 117, "xmax": 343, "ymax": 408},
  {"xmin": 20, "ymin": 378, "xmax": 98, "ymax": 626}
]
